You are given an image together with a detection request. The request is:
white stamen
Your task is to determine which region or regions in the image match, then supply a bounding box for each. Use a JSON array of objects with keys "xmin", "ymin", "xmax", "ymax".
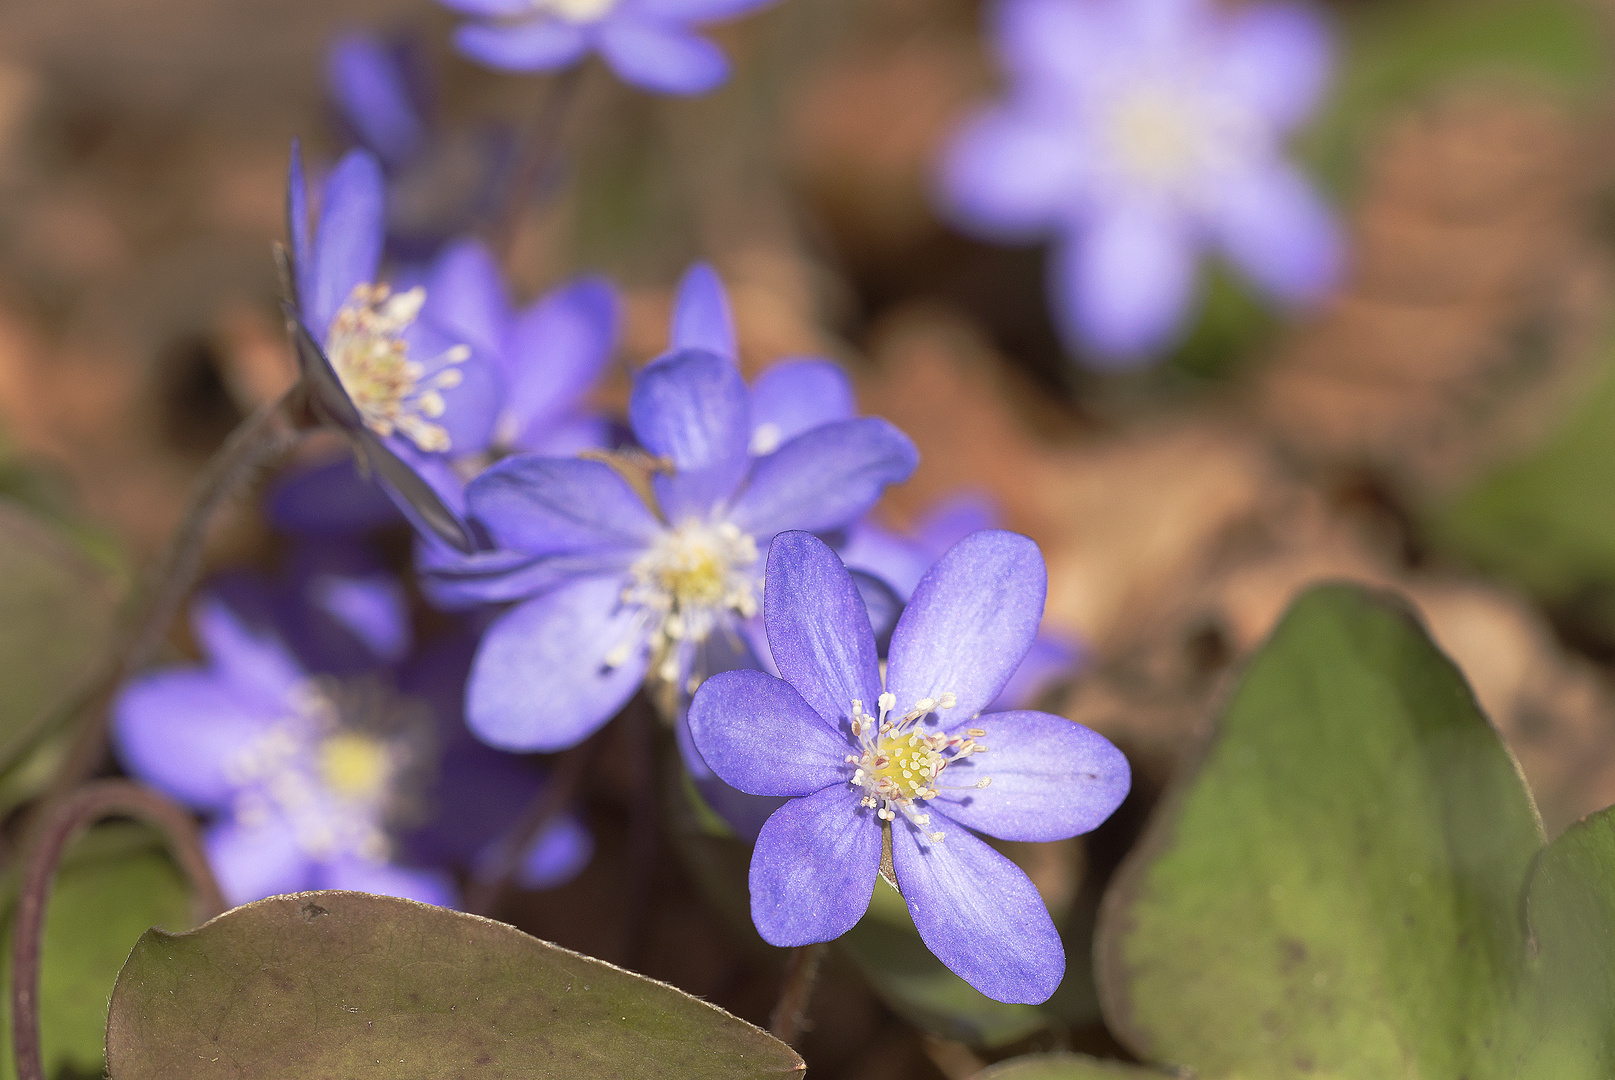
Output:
[{"xmin": 846, "ymin": 690, "xmax": 987, "ymax": 840}]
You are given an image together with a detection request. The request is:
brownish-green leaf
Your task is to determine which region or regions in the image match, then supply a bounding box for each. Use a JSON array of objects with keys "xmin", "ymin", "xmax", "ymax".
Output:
[
  {"xmin": 106, "ymin": 890, "xmax": 804, "ymax": 1080},
  {"xmin": 975, "ymin": 1053, "xmax": 1176, "ymax": 1079}
]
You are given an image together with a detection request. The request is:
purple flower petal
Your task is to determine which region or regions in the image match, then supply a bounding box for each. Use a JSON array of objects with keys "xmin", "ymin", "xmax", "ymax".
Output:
[
  {"xmin": 749, "ymin": 785, "xmax": 880, "ymax": 946},
  {"xmin": 631, "ymin": 0, "xmax": 777, "ymax": 21},
  {"xmin": 306, "ymin": 572, "xmax": 412, "ymax": 665},
  {"xmin": 319, "ymin": 857, "xmax": 459, "ymax": 907},
  {"xmin": 286, "ymin": 142, "xmax": 314, "ymax": 312},
  {"xmin": 328, "ymin": 34, "xmax": 425, "ymax": 166},
  {"xmin": 362, "ymin": 431, "xmax": 478, "ymax": 554},
  {"xmin": 690, "ymin": 669, "xmax": 852, "ymax": 795},
  {"xmin": 1210, "ymin": 161, "xmax": 1341, "ymax": 305},
  {"xmin": 310, "ymin": 149, "xmax": 387, "ymax": 339},
  {"xmin": 914, "ymin": 492, "xmax": 1000, "ymax": 553},
  {"xmin": 1216, "ymin": 2, "xmax": 1332, "ymax": 131},
  {"xmin": 467, "ymin": 455, "xmax": 661, "ymax": 555},
  {"xmin": 268, "ymin": 456, "xmax": 402, "ymax": 536},
  {"xmin": 993, "ymin": 0, "xmax": 1110, "ymax": 96},
  {"xmin": 887, "ymin": 530, "xmax": 1045, "ymax": 724},
  {"xmin": 748, "ymin": 358, "xmax": 856, "ymax": 454},
  {"xmin": 502, "ymin": 276, "xmax": 619, "ymax": 442},
  {"xmin": 631, "ymin": 349, "xmax": 751, "ymax": 522},
  {"xmin": 728, "ymin": 418, "xmax": 918, "ymax": 541},
  {"xmin": 929, "ymin": 709, "xmax": 1129, "ymax": 842},
  {"xmin": 467, "ymin": 574, "xmax": 650, "ymax": 752},
  {"xmin": 669, "ymin": 263, "xmax": 737, "ymax": 360},
  {"xmin": 189, "ymin": 592, "xmax": 305, "ymax": 707},
  {"xmin": 840, "ymin": 520, "xmax": 931, "ymax": 599},
  {"xmin": 424, "ymin": 238, "xmax": 510, "ymax": 356},
  {"xmin": 762, "ymin": 532, "xmax": 882, "ymax": 727},
  {"xmin": 437, "ymin": 0, "xmax": 534, "ymax": 14},
  {"xmin": 1053, "ymin": 199, "xmax": 1197, "ymax": 364},
  {"xmin": 989, "ymin": 630, "xmax": 1083, "ymax": 711},
  {"xmin": 398, "ymin": 319, "xmax": 502, "ymax": 455},
  {"xmin": 112, "ymin": 671, "xmax": 273, "ymax": 812},
  {"xmin": 513, "ymin": 813, "xmax": 595, "ymax": 889},
  {"xmin": 206, "ymin": 818, "xmax": 314, "ymax": 906},
  {"xmin": 419, "ymin": 546, "xmax": 633, "ymax": 609},
  {"xmin": 941, "ymin": 107, "xmax": 1083, "ymax": 240},
  {"xmin": 454, "ymin": 18, "xmax": 592, "ymax": 72},
  {"xmin": 509, "ymin": 410, "xmax": 613, "ymax": 456},
  {"xmin": 596, "ymin": 17, "xmax": 730, "ymax": 96},
  {"xmin": 890, "ymin": 817, "xmax": 1065, "ymax": 1004}
]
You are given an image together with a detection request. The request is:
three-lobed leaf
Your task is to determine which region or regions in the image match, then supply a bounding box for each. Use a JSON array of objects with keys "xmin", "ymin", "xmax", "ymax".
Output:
[{"xmin": 105, "ymin": 890, "xmax": 804, "ymax": 1080}]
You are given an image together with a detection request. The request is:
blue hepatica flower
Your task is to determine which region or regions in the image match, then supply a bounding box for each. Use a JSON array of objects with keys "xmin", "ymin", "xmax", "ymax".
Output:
[
  {"xmin": 940, "ymin": 0, "xmax": 1342, "ymax": 365},
  {"xmin": 446, "ymin": 267, "xmax": 917, "ymax": 753},
  {"xmin": 271, "ymin": 236, "xmax": 620, "ymax": 538},
  {"xmin": 440, "ymin": 0, "xmax": 778, "ymax": 96},
  {"xmin": 842, "ymin": 491, "xmax": 1086, "ymax": 709},
  {"xmin": 112, "ymin": 546, "xmax": 591, "ymax": 908},
  {"xmin": 284, "ymin": 143, "xmax": 506, "ymax": 552},
  {"xmin": 689, "ymin": 530, "xmax": 1130, "ymax": 1004}
]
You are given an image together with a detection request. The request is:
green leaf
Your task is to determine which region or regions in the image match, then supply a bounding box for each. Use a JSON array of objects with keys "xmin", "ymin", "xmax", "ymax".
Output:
[
  {"xmin": 974, "ymin": 1053, "xmax": 1175, "ymax": 1080},
  {"xmin": 1096, "ymin": 584, "xmax": 1544, "ymax": 1079},
  {"xmin": 1430, "ymin": 349, "xmax": 1615, "ymax": 601},
  {"xmin": 105, "ymin": 890, "xmax": 804, "ymax": 1080},
  {"xmin": 1301, "ymin": 0, "xmax": 1609, "ymax": 192},
  {"xmin": 0, "ymin": 824, "xmax": 193, "ymax": 1080},
  {"xmin": 838, "ymin": 878, "xmax": 1050, "ymax": 1050}
]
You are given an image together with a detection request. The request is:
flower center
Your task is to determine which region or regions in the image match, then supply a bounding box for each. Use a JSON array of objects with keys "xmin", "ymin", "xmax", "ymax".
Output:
[
  {"xmin": 615, "ymin": 520, "xmax": 760, "ymax": 685},
  {"xmin": 1104, "ymin": 86, "xmax": 1201, "ymax": 184},
  {"xmin": 532, "ymin": 0, "xmax": 618, "ymax": 22},
  {"xmin": 326, "ymin": 283, "xmax": 469, "ymax": 453},
  {"xmin": 847, "ymin": 691, "xmax": 989, "ymax": 841},
  {"xmin": 226, "ymin": 676, "xmax": 435, "ymax": 863}
]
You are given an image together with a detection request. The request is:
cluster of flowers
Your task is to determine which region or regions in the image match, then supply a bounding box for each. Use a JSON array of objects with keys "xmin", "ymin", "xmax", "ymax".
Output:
[{"xmin": 113, "ymin": 0, "xmax": 1339, "ymax": 1004}]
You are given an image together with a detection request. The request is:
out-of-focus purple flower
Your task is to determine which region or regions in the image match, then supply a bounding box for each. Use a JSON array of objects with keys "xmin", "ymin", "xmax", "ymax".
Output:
[
  {"xmin": 283, "ymin": 144, "xmax": 510, "ymax": 551},
  {"xmin": 689, "ymin": 530, "xmax": 1129, "ymax": 1004},
  {"xmin": 329, "ymin": 33, "xmax": 429, "ymax": 168},
  {"xmin": 842, "ymin": 491, "xmax": 1086, "ymax": 709},
  {"xmin": 437, "ymin": 264, "xmax": 916, "ymax": 752},
  {"xmin": 111, "ymin": 545, "xmax": 591, "ymax": 908},
  {"xmin": 940, "ymin": 0, "xmax": 1341, "ymax": 365},
  {"xmin": 271, "ymin": 238, "xmax": 621, "ymax": 539},
  {"xmin": 440, "ymin": 0, "xmax": 778, "ymax": 96}
]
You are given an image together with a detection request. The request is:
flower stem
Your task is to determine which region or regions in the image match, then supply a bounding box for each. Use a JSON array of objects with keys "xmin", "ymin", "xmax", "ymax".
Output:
[
  {"xmin": 490, "ymin": 65, "xmax": 586, "ymax": 266},
  {"xmin": 10, "ymin": 780, "xmax": 225, "ymax": 1080},
  {"xmin": 768, "ymin": 942, "xmax": 828, "ymax": 1046},
  {"xmin": 0, "ymin": 385, "xmax": 303, "ymax": 787}
]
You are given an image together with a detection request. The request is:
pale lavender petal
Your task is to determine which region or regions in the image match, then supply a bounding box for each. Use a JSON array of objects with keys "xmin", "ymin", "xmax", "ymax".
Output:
[
  {"xmin": 929, "ymin": 710, "xmax": 1129, "ymax": 842},
  {"xmin": 891, "ymin": 817, "xmax": 1065, "ymax": 1004},
  {"xmin": 311, "ymin": 149, "xmax": 386, "ymax": 339},
  {"xmin": 669, "ymin": 263, "xmax": 736, "ymax": 360},
  {"xmin": 689, "ymin": 669, "xmax": 852, "ymax": 796},
  {"xmin": 467, "ymin": 455, "xmax": 661, "ymax": 555},
  {"xmin": 424, "ymin": 238, "xmax": 510, "ymax": 355},
  {"xmin": 437, "ymin": 0, "xmax": 533, "ymax": 14},
  {"xmin": 206, "ymin": 819, "xmax": 314, "ymax": 906},
  {"xmin": 1217, "ymin": 2, "xmax": 1332, "ymax": 130},
  {"xmin": 1053, "ymin": 200, "xmax": 1197, "ymax": 365},
  {"xmin": 1209, "ymin": 162, "xmax": 1342, "ymax": 305},
  {"xmin": 748, "ymin": 358, "xmax": 856, "ymax": 454},
  {"xmin": 994, "ymin": 0, "xmax": 1110, "ymax": 95},
  {"xmin": 328, "ymin": 34, "xmax": 425, "ymax": 166},
  {"xmin": 320, "ymin": 857, "xmax": 459, "ymax": 907},
  {"xmin": 631, "ymin": 350, "xmax": 751, "ymax": 522},
  {"xmin": 762, "ymin": 532, "xmax": 882, "ymax": 727},
  {"xmin": 306, "ymin": 571, "xmax": 411, "ymax": 665},
  {"xmin": 728, "ymin": 418, "xmax": 918, "ymax": 540},
  {"xmin": 112, "ymin": 671, "xmax": 273, "ymax": 812},
  {"xmin": 189, "ymin": 593, "xmax": 305, "ymax": 707},
  {"xmin": 914, "ymin": 492, "xmax": 1000, "ymax": 554},
  {"xmin": 941, "ymin": 107, "xmax": 1082, "ymax": 240},
  {"xmin": 989, "ymin": 630, "xmax": 1083, "ymax": 711},
  {"xmin": 454, "ymin": 19, "xmax": 592, "ymax": 72},
  {"xmin": 502, "ymin": 276, "xmax": 618, "ymax": 439},
  {"xmin": 676, "ymin": 711, "xmax": 786, "ymax": 841},
  {"xmin": 749, "ymin": 785, "xmax": 880, "ymax": 946},
  {"xmin": 509, "ymin": 410, "xmax": 613, "ymax": 456},
  {"xmin": 597, "ymin": 17, "xmax": 730, "ymax": 96},
  {"xmin": 887, "ymin": 530, "xmax": 1045, "ymax": 723},
  {"xmin": 286, "ymin": 141, "xmax": 314, "ymax": 311},
  {"xmin": 632, "ymin": 0, "xmax": 777, "ymax": 21},
  {"xmin": 467, "ymin": 574, "xmax": 650, "ymax": 752},
  {"xmin": 397, "ymin": 320, "xmax": 502, "ymax": 455}
]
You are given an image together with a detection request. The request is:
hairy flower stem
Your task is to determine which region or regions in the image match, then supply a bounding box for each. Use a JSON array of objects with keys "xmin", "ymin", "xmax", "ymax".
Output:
[
  {"xmin": 490, "ymin": 65, "xmax": 586, "ymax": 266},
  {"xmin": 16, "ymin": 385, "xmax": 304, "ymax": 796},
  {"xmin": 11, "ymin": 780, "xmax": 226, "ymax": 1080},
  {"xmin": 464, "ymin": 738, "xmax": 598, "ymax": 918},
  {"xmin": 768, "ymin": 942, "xmax": 828, "ymax": 1046}
]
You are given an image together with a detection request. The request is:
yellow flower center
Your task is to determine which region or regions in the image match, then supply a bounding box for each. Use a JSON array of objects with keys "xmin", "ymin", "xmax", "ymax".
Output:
[
  {"xmin": 1105, "ymin": 88, "xmax": 1200, "ymax": 183},
  {"xmin": 319, "ymin": 732, "xmax": 393, "ymax": 800},
  {"xmin": 326, "ymin": 283, "xmax": 469, "ymax": 453},
  {"xmin": 847, "ymin": 692, "xmax": 989, "ymax": 842},
  {"xmin": 535, "ymin": 0, "xmax": 619, "ymax": 22}
]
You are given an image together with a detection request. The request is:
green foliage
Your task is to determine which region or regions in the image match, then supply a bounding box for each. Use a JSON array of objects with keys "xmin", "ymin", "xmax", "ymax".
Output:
[
  {"xmin": 1432, "ymin": 353, "xmax": 1615, "ymax": 600},
  {"xmin": 104, "ymin": 890, "xmax": 804, "ymax": 1080},
  {"xmin": 0, "ymin": 825, "xmax": 193, "ymax": 1080},
  {"xmin": 974, "ymin": 1053, "xmax": 1172, "ymax": 1080},
  {"xmin": 1090, "ymin": 584, "xmax": 1615, "ymax": 1079}
]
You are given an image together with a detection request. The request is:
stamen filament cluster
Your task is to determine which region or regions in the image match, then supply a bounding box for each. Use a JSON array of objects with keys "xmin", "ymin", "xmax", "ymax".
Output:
[{"xmin": 846, "ymin": 690, "xmax": 989, "ymax": 842}]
